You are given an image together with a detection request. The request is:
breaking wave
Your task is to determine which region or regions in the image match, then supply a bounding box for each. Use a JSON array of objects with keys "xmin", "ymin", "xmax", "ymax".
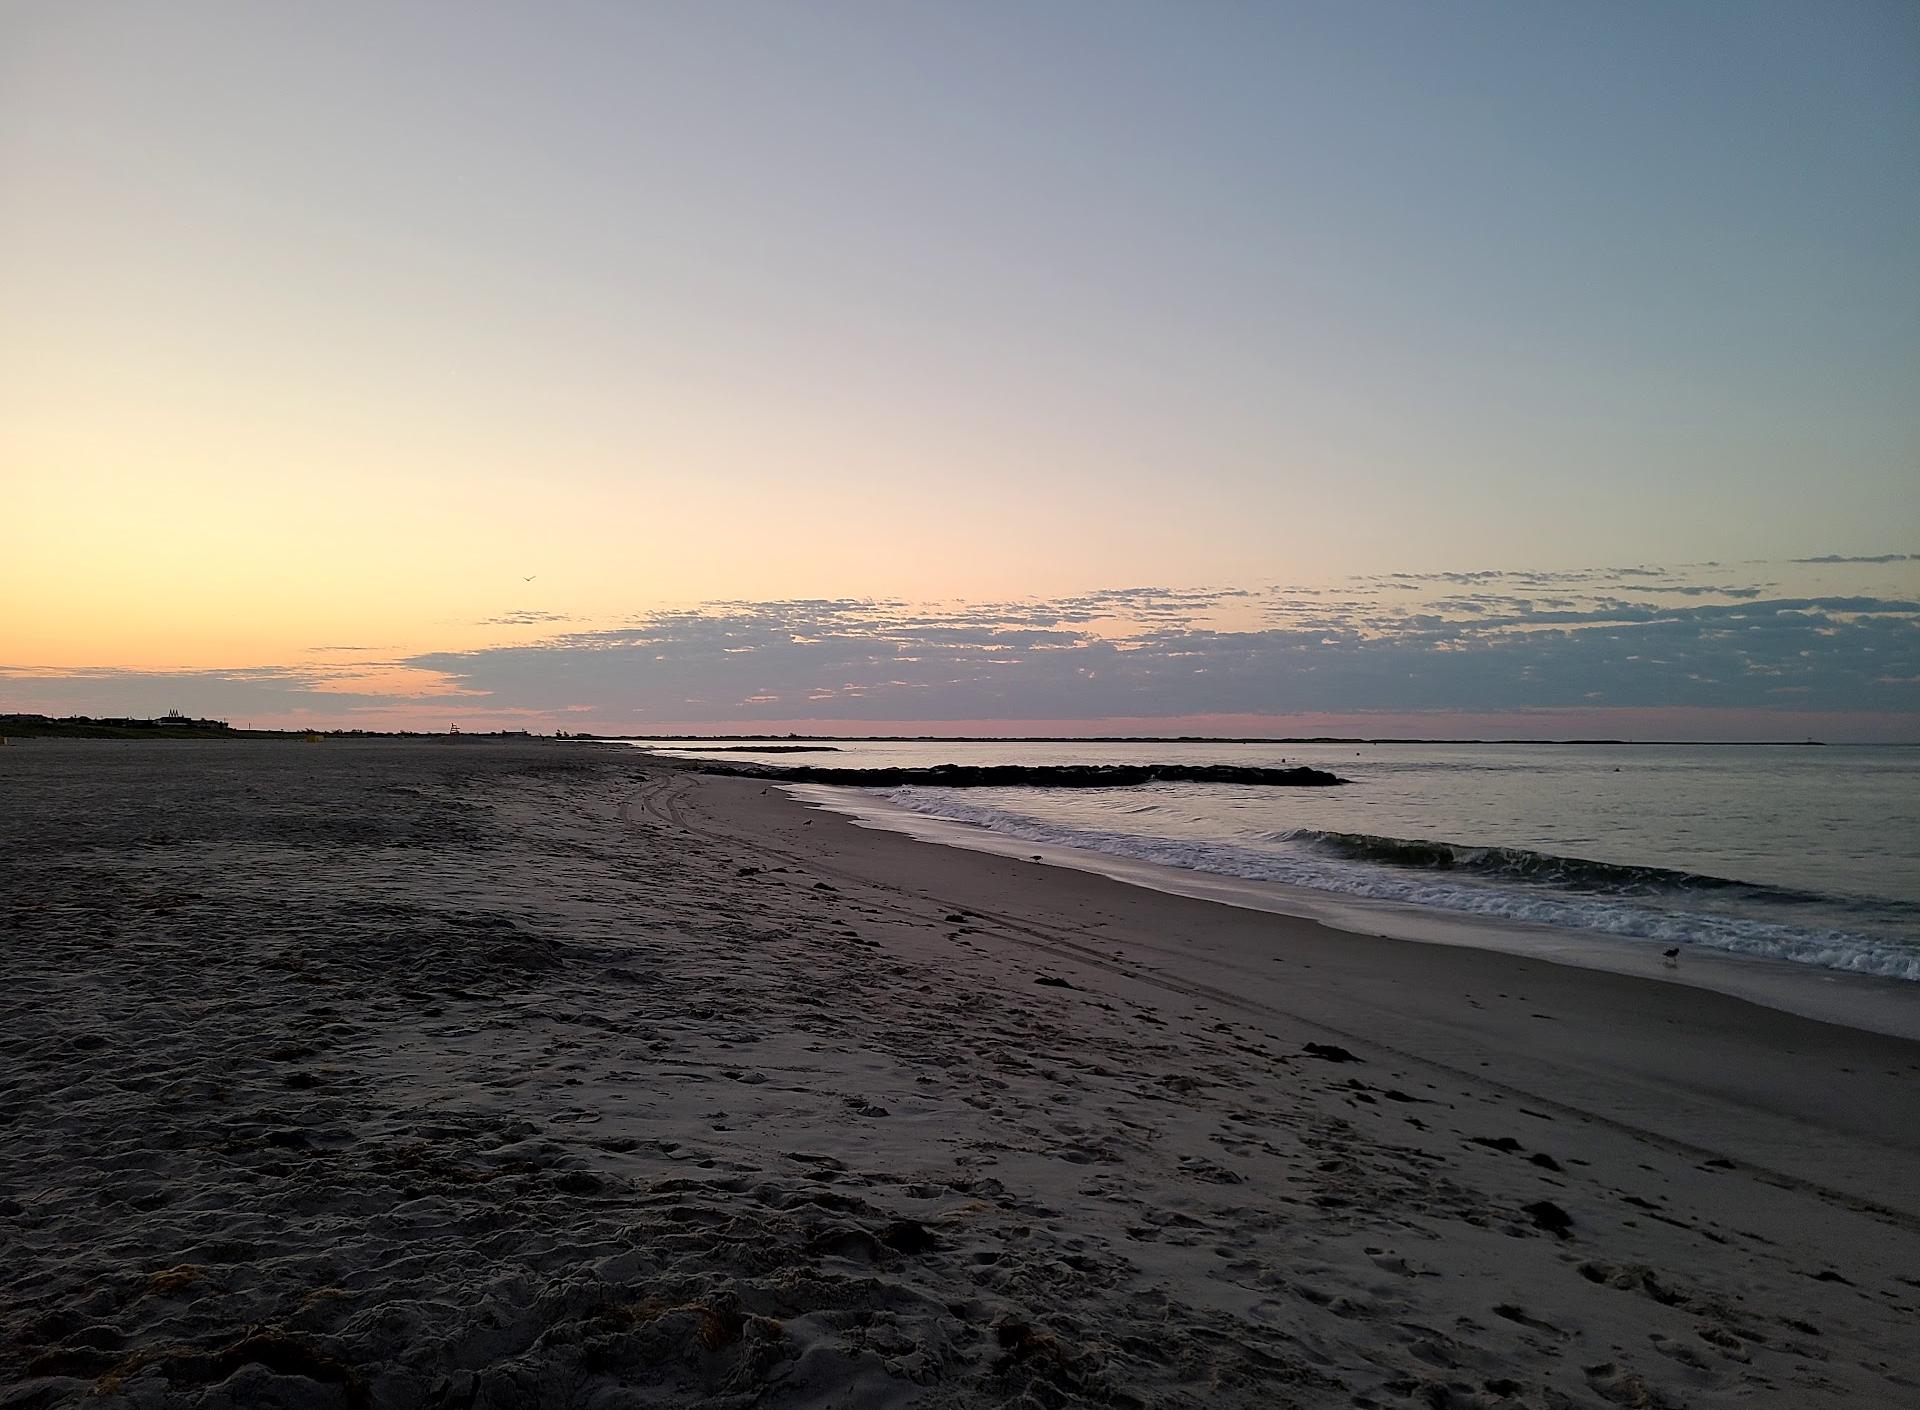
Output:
[
  {"xmin": 1274, "ymin": 829, "xmax": 1833, "ymax": 903},
  {"xmin": 868, "ymin": 788, "xmax": 1920, "ymax": 982}
]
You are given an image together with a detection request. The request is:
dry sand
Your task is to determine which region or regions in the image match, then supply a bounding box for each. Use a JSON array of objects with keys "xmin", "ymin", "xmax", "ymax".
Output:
[{"xmin": 2, "ymin": 739, "xmax": 1916, "ymax": 1409}]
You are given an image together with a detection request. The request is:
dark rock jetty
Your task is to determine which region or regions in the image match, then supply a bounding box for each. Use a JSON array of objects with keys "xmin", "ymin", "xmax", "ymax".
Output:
[
  {"xmin": 655, "ymin": 744, "xmax": 841, "ymax": 753},
  {"xmin": 688, "ymin": 762, "xmax": 1348, "ymax": 788}
]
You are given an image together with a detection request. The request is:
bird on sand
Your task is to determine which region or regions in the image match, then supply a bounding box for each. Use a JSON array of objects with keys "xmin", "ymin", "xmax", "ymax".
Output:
[{"xmin": 1662, "ymin": 947, "xmax": 1681, "ymax": 969}]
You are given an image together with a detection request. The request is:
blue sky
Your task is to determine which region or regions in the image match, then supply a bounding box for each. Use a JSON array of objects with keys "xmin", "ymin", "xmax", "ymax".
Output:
[{"xmin": 3, "ymin": 3, "xmax": 1916, "ymax": 733}]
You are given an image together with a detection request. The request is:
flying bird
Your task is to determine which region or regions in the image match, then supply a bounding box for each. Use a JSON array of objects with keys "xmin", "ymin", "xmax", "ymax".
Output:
[{"xmin": 522, "ymin": 574, "xmax": 537, "ymax": 582}]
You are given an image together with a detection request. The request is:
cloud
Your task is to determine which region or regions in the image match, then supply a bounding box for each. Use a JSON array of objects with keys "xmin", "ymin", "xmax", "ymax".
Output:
[
  {"xmin": 1791, "ymin": 553, "xmax": 1915, "ymax": 564},
  {"xmin": 9, "ymin": 557, "xmax": 1915, "ymax": 731},
  {"xmin": 476, "ymin": 610, "xmax": 576, "ymax": 626},
  {"xmin": 400, "ymin": 582, "xmax": 1920, "ymax": 722},
  {"xmin": 0, "ymin": 663, "xmax": 477, "ymax": 722}
]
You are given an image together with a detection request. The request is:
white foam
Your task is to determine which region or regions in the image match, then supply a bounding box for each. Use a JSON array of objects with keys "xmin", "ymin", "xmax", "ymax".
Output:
[{"xmin": 874, "ymin": 787, "xmax": 1920, "ymax": 982}]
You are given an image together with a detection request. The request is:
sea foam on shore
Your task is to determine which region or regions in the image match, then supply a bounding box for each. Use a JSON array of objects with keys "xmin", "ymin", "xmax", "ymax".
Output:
[{"xmin": 861, "ymin": 785, "xmax": 1920, "ymax": 980}]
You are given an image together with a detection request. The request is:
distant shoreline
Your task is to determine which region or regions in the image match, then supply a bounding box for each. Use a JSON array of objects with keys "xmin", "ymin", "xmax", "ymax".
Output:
[
  {"xmin": 606, "ymin": 733, "xmax": 1898, "ymax": 747},
  {"xmin": 7, "ymin": 716, "xmax": 1912, "ymax": 746}
]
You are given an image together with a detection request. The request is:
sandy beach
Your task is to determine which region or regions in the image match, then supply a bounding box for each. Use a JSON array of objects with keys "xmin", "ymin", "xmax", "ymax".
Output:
[{"xmin": 4, "ymin": 738, "xmax": 1917, "ymax": 1409}]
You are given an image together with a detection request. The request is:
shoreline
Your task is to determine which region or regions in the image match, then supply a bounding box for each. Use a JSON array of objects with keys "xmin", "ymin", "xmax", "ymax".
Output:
[
  {"xmin": 603, "ymin": 735, "xmax": 1920, "ymax": 747},
  {"xmin": 667, "ymin": 764, "xmax": 1920, "ymax": 1213},
  {"xmin": 6, "ymin": 739, "xmax": 1918, "ymax": 1407},
  {"xmin": 776, "ymin": 779, "xmax": 1920, "ymax": 1041}
]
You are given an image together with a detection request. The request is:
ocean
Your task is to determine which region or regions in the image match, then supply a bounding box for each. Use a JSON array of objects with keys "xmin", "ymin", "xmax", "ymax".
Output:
[{"xmin": 633, "ymin": 739, "xmax": 1920, "ymax": 985}]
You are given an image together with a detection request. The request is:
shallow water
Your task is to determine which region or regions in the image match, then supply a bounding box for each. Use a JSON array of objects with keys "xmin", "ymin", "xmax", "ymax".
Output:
[{"xmin": 635, "ymin": 739, "xmax": 1920, "ymax": 981}]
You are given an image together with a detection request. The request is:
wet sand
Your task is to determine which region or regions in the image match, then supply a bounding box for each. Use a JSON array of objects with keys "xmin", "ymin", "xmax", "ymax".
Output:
[{"xmin": 3, "ymin": 739, "xmax": 1917, "ymax": 1408}]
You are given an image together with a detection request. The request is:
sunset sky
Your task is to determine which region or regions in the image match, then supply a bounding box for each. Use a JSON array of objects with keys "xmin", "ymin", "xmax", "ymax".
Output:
[{"xmin": 5, "ymin": 3, "xmax": 1916, "ymax": 737}]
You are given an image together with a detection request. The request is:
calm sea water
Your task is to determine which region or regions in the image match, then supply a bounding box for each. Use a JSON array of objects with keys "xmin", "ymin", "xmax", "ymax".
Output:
[{"xmin": 636, "ymin": 740, "xmax": 1920, "ymax": 982}]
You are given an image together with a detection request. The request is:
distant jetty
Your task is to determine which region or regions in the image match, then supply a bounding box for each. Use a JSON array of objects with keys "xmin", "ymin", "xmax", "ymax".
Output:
[
  {"xmin": 651, "ymin": 744, "xmax": 842, "ymax": 754},
  {"xmin": 686, "ymin": 761, "xmax": 1348, "ymax": 788}
]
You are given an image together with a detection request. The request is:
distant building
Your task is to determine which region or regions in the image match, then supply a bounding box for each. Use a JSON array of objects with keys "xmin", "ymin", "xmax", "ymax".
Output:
[
  {"xmin": 155, "ymin": 710, "xmax": 229, "ymax": 730},
  {"xmin": 94, "ymin": 711, "xmax": 235, "ymax": 731}
]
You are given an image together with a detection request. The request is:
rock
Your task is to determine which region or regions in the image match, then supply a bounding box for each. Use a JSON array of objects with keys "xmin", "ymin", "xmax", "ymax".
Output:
[
  {"xmin": 658, "ymin": 743, "xmax": 839, "ymax": 752},
  {"xmin": 689, "ymin": 762, "xmax": 1348, "ymax": 788}
]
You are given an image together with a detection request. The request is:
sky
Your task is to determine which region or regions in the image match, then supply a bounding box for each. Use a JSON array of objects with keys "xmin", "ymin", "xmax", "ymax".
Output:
[{"xmin": 4, "ymin": 2, "xmax": 1916, "ymax": 738}]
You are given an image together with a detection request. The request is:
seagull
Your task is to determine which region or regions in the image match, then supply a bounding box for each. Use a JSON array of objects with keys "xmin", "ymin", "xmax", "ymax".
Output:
[
  {"xmin": 1662, "ymin": 947, "xmax": 1681, "ymax": 969},
  {"xmin": 522, "ymin": 574, "xmax": 537, "ymax": 582}
]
